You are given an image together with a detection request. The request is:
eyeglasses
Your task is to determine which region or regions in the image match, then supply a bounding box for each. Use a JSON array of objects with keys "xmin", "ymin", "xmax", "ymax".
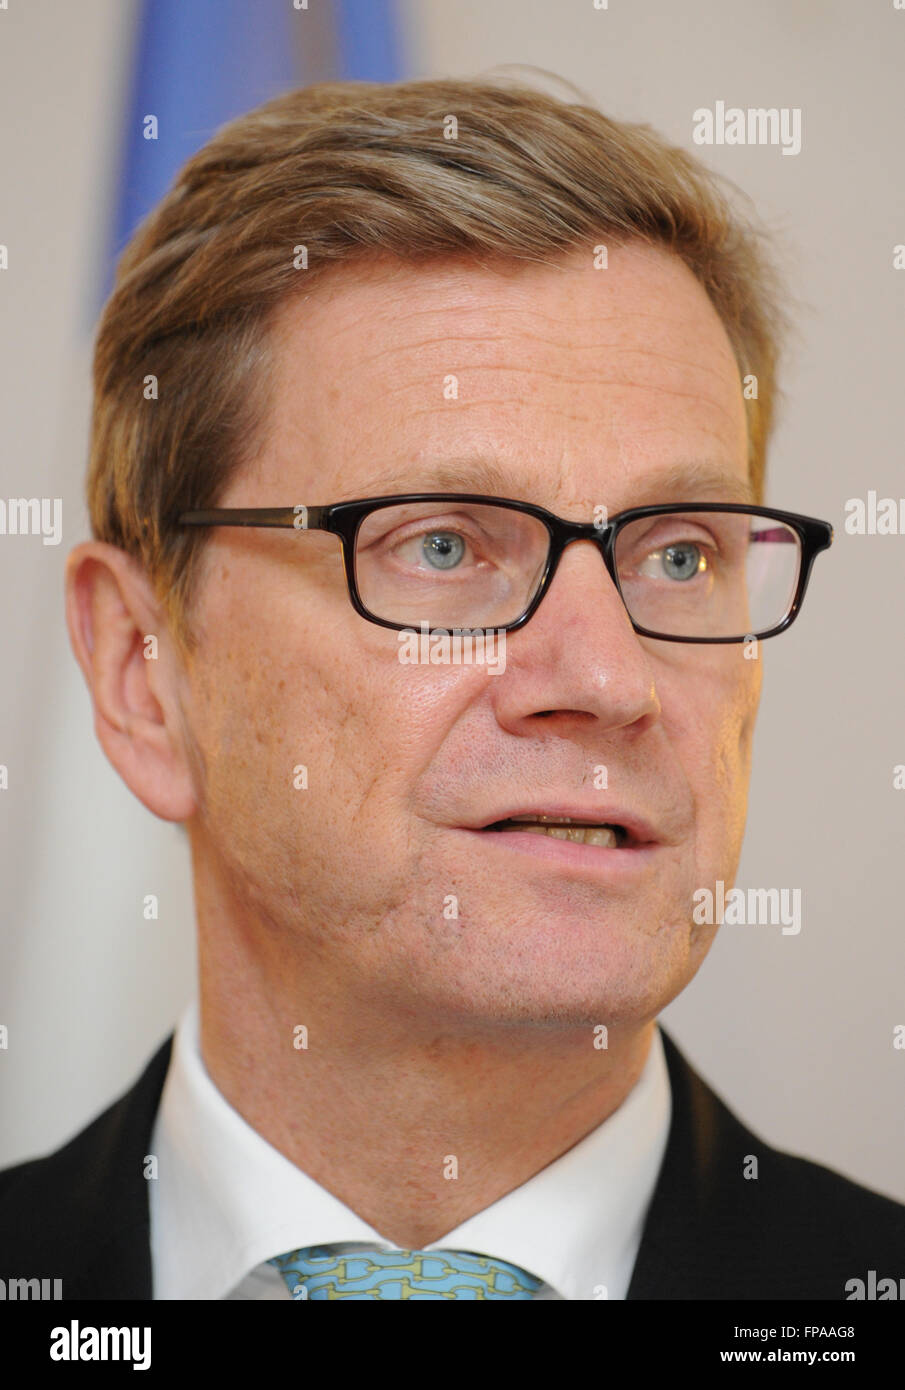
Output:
[{"xmin": 177, "ymin": 494, "xmax": 833, "ymax": 643}]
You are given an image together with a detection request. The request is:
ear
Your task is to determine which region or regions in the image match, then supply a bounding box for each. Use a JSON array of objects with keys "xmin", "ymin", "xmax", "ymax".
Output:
[{"xmin": 65, "ymin": 541, "xmax": 197, "ymax": 822}]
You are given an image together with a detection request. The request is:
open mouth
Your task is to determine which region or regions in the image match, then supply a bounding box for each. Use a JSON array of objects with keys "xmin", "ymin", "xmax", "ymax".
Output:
[{"xmin": 483, "ymin": 815, "xmax": 629, "ymax": 848}]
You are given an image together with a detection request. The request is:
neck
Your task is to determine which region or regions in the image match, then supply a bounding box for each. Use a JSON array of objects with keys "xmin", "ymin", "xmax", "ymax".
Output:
[{"xmin": 195, "ymin": 912, "xmax": 656, "ymax": 1249}]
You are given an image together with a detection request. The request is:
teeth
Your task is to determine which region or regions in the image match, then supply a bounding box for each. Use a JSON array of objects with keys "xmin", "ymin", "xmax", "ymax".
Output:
[
  {"xmin": 510, "ymin": 815, "xmax": 583, "ymax": 824},
  {"xmin": 506, "ymin": 823, "xmax": 619, "ymax": 847}
]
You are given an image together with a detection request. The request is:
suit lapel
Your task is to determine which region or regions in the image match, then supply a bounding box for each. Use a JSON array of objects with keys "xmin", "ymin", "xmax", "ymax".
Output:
[
  {"xmin": 627, "ymin": 1028, "xmax": 729, "ymax": 1299},
  {"xmin": 74, "ymin": 1034, "xmax": 174, "ymax": 1297},
  {"xmin": 12, "ymin": 1034, "xmax": 175, "ymax": 1299}
]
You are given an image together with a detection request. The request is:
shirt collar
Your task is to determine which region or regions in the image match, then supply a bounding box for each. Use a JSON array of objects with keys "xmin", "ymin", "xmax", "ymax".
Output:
[{"xmin": 150, "ymin": 999, "xmax": 671, "ymax": 1300}]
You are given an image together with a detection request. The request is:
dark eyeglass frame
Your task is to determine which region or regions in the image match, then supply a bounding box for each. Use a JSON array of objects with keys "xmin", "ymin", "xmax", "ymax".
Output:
[{"xmin": 177, "ymin": 494, "xmax": 834, "ymax": 643}]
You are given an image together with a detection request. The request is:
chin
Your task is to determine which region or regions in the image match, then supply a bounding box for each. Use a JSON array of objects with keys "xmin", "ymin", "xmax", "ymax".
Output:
[{"xmin": 404, "ymin": 914, "xmax": 699, "ymax": 1030}]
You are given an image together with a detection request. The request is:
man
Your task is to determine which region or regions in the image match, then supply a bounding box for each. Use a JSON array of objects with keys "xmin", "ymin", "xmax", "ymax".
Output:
[{"xmin": 1, "ymin": 75, "xmax": 902, "ymax": 1301}]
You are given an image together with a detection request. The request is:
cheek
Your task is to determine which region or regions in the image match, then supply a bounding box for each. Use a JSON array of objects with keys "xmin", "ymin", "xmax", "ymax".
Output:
[
  {"xmin": 717, "ymin": 654, "xmax": 762, "ymax": 782},
  {"xmin": 183, "ymin": 628, "xmax": 488, "ymax": 933},
  {"xmin": 186, "ymin": 612, "xmax": 461, "ymax": 844},
  {"xmin": 188, "ymin": 640, "xmax": 295, "ymax": 834},
  {"xmin": 705, "ymin": 659, "xmax": 762, "ymax": 860},
  {"xmin": 658, "ymin": 650, "xmax": 761, "ymax": 831}
]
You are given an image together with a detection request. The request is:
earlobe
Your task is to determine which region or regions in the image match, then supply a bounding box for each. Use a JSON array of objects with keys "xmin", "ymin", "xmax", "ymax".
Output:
[{"xmin": 64, "ymin": 541, "xmax": 198, "ymax": 823}]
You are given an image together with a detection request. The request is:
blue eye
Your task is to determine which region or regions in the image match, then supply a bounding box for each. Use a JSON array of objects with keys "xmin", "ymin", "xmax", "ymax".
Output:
[
  {"xmin": 422, "ymin": 532, "xmax": 466, "ymax": 569},
  {"xmin": 661, "ymin": 542, "xmax": 703, "ymax": 581}
]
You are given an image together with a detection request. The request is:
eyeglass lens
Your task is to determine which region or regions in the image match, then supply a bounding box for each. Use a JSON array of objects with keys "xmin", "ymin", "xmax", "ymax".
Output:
[{"xmin": 353, "ymin": 501, "xmax": 801, "ymax": 637}]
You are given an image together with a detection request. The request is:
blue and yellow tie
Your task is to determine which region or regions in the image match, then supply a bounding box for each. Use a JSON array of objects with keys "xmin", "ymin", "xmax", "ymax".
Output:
[{"xmin": 269, "ymin": 1246, "xmax": 543, "ymax": 1300}]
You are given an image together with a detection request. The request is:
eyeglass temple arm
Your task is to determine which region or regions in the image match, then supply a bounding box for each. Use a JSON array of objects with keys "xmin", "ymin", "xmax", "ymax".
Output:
[{"xmin": 177, "ymin": 507, "xmax": 329, "ymax": 530}]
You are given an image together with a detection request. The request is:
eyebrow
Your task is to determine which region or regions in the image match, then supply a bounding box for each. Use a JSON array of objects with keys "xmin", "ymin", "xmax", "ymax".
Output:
[
  {"xmin": 632, "ymin": 460, "xmax": 757, "ymax": 507},
  {"xmin": 352, "ymin": 455, "xmax": 757, "ymax": 507}
]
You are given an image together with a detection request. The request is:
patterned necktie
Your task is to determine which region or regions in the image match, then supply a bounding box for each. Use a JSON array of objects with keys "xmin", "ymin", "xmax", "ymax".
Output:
[{"xmin": 269, "ymin": 1245, "xmax": 544, "ymax": 1300}]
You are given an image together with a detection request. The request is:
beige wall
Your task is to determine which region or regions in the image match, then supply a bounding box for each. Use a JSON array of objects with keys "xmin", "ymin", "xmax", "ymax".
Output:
[{"xmin": 2, "ymin": 0, "xmax": 903, "ymax": 1202}]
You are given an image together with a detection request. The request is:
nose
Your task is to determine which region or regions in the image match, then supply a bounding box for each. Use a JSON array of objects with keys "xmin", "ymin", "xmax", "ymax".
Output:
[{"xmin": 490, "ymin": 538, "xmax": 662, "ymax": 738}]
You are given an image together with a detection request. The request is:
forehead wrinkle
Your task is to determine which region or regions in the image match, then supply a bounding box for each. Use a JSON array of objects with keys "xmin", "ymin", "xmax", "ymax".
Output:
[
  {"xmin": 340, "ymin": 383, "xmax": 747, "ymax": 489},
  {"xmin": 347, "ymin": 377, "xmax": 743, "ymax": 442},
  {"xmin": 340, "ymin": 355, "xmax": 741, "ymax": 394},
  {"xmin": 328, "ymin": 326, "xmax": 736, "ymax": 362},
  {"xmin": 320, "ymin": 335, "xmax": 742, "ymax": 407},
  {"xmin": 347, "ymin": 368, "xmax": 637, "ymax": 407},
  {"xmin": 280, "ymin": 297, "xmax": 740, "ymax": 394},
  {"xmin": 410, "ymin": 305, "xmax": 738, "ymax": 344}
]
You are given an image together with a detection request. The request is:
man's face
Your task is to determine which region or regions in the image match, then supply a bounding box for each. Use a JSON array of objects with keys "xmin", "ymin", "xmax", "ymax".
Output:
[{"xmin": 180, "ymin": 243, "xmax": 759, "ymax": 1030}]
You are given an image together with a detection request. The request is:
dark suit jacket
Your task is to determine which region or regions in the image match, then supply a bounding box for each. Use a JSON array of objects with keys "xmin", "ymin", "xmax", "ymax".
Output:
[{"xmin": 1, "ymin": 1028, "xmax": 902, "ymax": 1299}]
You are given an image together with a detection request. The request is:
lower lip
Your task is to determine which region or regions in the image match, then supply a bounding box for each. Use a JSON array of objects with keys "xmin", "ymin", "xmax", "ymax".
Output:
[{"xmin": 460, "ymin": 827, "xmax": 662, "ymax": 879}]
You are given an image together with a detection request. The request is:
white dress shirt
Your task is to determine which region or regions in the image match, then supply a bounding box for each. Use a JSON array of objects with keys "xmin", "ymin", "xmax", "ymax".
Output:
[{"xmin": 149, "ymin": 999, "xmax": 671, "ymax": 1300}]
